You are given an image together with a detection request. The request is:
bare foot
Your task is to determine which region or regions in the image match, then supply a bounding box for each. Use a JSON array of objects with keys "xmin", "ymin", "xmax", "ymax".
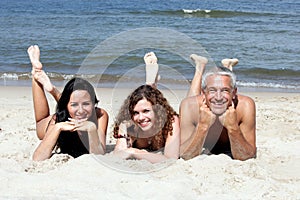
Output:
[
  {"xmin": 27, "ymin": 45, "xmax": 42, "ymax": 70},
  {"xmin": 33, "ymin": 70, "xmax": 54, "ymax": 92},
  {"xmin": 144, "ymin": 52, "xmax": 159, "ymax": 86},
  {"xmin": 190, "ymin": 54, "xmax": 208, "ymax": 73},
  {"xmin": 28, "ymin": 45, "xmax": 54, "ymax": 92},
  {"xmin": 221, "ymin": 58, "xmax": 239, "ymax": 71},
  {"xmin": 144, "ymin": 52, "xmax": 158, "ymax": 65}
]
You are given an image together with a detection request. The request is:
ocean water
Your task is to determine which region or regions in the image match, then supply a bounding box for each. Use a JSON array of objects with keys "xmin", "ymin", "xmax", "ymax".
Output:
[{"xmin": 0, "ymin": 0, "xmax": 299, "ymax": 92}]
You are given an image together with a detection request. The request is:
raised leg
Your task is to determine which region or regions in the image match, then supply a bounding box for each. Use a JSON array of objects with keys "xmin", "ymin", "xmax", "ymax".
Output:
[
  {"xmin": 28, "ymin": 45, "xmax": 60, "ymax": 139},
  {"xmin": 187, "ymin": 54, "xmax": 208, "ymax": 97}
]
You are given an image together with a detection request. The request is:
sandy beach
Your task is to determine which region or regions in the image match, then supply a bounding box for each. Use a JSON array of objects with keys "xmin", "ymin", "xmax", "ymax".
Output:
[{"xmin": 0, "ymin": 86, "xmax": 299, "ymax": 199}]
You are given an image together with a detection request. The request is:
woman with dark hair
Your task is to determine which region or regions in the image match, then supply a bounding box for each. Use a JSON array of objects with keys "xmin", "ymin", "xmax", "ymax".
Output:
[
  {"xmin": 28, "ymin": 45, "xmax": 108, "ymax": 161},
  {"xmin": 113, "ymin": 52, "xmax": 180, "ymax": 163}
]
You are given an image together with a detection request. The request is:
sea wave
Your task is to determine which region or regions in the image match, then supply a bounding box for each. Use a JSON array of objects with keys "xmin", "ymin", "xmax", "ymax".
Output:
[
  {"xmin": 142, "ymin": 9, "xmax": 283, "ymax": 18},
  {"xmin": 235, "ymin": 67, "xmax": 300, "ymax": 78},
  {"xmin": 127, "ymin": 9, "xmax": 300, "ymax": 19},
  {"xmin": 237, "ymin": 81, "xmax": 300, "ymax": 90},
  {"xmin": 1, "ymin": 68, "xmax": 300, "ymax": 91}
]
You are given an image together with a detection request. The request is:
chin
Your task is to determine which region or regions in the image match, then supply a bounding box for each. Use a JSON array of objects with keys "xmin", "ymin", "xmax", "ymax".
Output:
[
  {"xmin": 211, "ymin": 107, "xmax": 227, "ymax": 115},
  {"xmin": 138, "ymin": 125, "xmax": 152, "ymax": 132}
]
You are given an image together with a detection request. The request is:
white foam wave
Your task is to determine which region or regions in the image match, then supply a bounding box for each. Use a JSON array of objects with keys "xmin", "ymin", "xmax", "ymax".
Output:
[
  {"xmin": 0, "ymin": 73, "xmax": 18, "ymax": 80},
  {"xmin": 182, "ymin": 9, "xmax": 211, "ymax": 14},
  {"xmin": 237, "ymin": 81, "xmax": 300, "ymax": 90}
]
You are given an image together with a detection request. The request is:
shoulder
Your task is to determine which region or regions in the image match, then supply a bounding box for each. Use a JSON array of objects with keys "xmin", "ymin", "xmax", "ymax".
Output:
[
  {"xmin": 236, "ymin": 94, "xmax": 256, "ymax": 116},
  {"xmin": 172, "ymin": 115, "xmax": 180, "ymax": 124},
  {"xmin": 237, "ymin": 94, "xmax": 255, "ymax": 108},
  {"xmin": 180, "ymin": 95, "xmax": 203, "ymax": 124},
  {"xmin": 96, "ymin": 107, "xmax": 109, "ymax": 119},
  {"xmin": 180, "ymin": 95, "xmax": 203, "ymax": 108}
]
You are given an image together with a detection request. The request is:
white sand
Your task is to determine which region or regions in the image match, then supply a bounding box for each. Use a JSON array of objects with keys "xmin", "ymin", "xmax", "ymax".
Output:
[{"xmin": 0, "ymin": 86, "xmax": 299, "ymax": 199}]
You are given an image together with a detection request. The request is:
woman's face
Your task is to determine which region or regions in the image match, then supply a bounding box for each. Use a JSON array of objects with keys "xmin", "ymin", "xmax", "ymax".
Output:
[
  {"xmin": 67, "ymin": 90, "xmax": 94, "ymax": 120},
  {"xmin": 132, "ymin": 98, "xmax": 155, "ymax": 132}
]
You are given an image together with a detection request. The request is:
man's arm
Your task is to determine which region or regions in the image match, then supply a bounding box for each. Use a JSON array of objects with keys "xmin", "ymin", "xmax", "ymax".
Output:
[
  {"xmin": 221, "ymin": 96, "xmax": 256, "ymax": 160},
  {"xmin": 180, "ymin": 96, "xmax": 215, "ymax": 160}
]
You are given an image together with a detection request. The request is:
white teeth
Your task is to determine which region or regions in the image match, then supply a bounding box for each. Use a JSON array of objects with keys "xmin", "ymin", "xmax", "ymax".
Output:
[{"xmin": 139, "ymin": 121, "xmax": 149, "ymax": 127}]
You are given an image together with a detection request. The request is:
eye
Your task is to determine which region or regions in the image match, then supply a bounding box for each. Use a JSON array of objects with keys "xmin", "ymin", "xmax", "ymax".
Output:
[
  {"xmin": 143, "ymin": 109, "xmax": 150, "ymax": 114},
  {"xmin": 70, "ymin": 103, "xmax": 78, "ymax": 107},
  {"xmin": 133, "ymin": 111, "xmax": 139, "ymax": 116},
  {"xmin": 207, "ymin": 88, "xmax": 217, "ymax": 94},
  {"xmin": 221, "ymin": 88, "xmax": 231, "ymax": 94},
  {"xmin": 83, "ymin": 102, "xmax": 92, "ymax": 106}
]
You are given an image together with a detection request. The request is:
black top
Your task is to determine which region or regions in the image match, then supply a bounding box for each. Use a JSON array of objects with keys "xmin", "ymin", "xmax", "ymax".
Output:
[{"xmin": 57, "ymin": 131, "xmax": 89, "ymax": 158}]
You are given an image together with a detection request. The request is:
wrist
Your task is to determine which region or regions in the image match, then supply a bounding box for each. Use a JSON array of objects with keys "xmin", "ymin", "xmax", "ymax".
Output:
[
  {"xmin": 87, "ymin": 123, "xmax": 97, "ymax": 132},
  {"xmin": 196, "ymin": 124, "xmax": 210, "ymax": 134},
  {"xmin": 226, "ymin": 124, "xmax": 240, "ymax": 134}
]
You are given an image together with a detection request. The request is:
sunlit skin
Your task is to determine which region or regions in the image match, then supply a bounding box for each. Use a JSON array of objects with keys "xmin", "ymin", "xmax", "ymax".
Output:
[
  {"xmin": 203, "ymin": 75, "xmax": 236, "ymax": 115},
  {"xmin": 67, "ymin": 90, "xmax": 94, "ymax": 120},
  {"xmin": 132, "ymin": 98, "xmax": 156, "ymax": 136},
  {"xmin": 180, "ymin": 73, "xmax": 256, "ymax": 161}
]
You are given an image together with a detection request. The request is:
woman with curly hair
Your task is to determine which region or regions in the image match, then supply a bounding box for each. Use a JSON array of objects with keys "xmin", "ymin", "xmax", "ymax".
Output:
[
  {"xmin": 113, "ymin": 52, "xmax": 180, "ymax": 163},
  {"xmin": 28, "ymin": 45, "xmax": 108, "ymax": 161}
]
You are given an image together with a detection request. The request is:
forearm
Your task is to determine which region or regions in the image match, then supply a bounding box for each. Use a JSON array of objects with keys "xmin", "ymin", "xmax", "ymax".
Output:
[
  {"xmin": 228, "ymin": 127, "xmax": 256, "ymax": 160},
  {"xmin": 88, "ymin": 126, "xmax": 105, "ymax": 155},
  {"xmin": 33, "ymin": 125, "xmax": 61, "ymax": 161},
  {"xmin": 180, "ymin": 124, "xmax": 208, "ymax": 160}
]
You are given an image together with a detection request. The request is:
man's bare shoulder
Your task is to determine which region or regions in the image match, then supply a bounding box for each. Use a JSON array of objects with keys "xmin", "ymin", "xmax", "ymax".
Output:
[
  {"xmin": 236, "ymin": 94, "xmax": 256, "ymax": 113},
  {"xmin": 180, "ymin": 95, "xmax": 203, "ymax": 122},
  {"xmin": 180, "ymin": 95, "xmax": 203, "ymax": 108},
  {"xmin": 237, "ymin": 94, "xmax": 255, "ymax": 105}
]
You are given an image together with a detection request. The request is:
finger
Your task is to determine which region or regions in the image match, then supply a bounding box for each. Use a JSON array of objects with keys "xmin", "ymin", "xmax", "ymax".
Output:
[
  {"xmin": 68, "ymin": 118, "xmax": 76, "ymax": 122},
  {"xmin": 231, "ymin": 102, "xmax": 235, "ymax": 109},
  {"xmin": 78, "ymin": 118, "xmax": 88, "ymax": 123},
  {"xmin": 66, "ymin": 121, "xmax": 76, "ymax": 125},
  {"xmin": 202, "ymin": 96, "xmax": 208, "ymax": 107}
]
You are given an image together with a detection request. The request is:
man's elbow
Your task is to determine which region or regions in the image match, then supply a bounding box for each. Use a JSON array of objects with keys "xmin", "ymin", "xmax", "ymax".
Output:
[
  {"xmin": 180, "ymin": 149, "xmax": 199, "ymax": 160},
  {"xmin": 234, "ymin": 147, "xmax": 257, "ymax": 161}
]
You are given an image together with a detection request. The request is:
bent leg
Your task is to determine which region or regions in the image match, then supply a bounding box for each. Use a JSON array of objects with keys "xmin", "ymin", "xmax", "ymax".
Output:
[
  {"xmin": 144, "ymin": 52, "xmax": 159, "ymax": 88},
  {"xmin": 28, "ymin": 45, "xmax": 50, "ymax": 122},
  {"xmin": 28, "ymin": 45, "xmax": 60, "ymax": 139},
  {"xmin": 187, "ymin": 54, "xmax": 208, "ymax": 97}
]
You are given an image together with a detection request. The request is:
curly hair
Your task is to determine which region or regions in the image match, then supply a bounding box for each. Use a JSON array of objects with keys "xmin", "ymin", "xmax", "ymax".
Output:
[{"xmin": 113, "ymin": 85, "xmax": 178, "ymax": 150}]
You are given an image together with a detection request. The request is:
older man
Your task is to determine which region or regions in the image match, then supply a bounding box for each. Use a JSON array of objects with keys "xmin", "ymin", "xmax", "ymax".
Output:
[{"xmin": 180, "ymin": 55, "xmax": 256, "ymax": 161}]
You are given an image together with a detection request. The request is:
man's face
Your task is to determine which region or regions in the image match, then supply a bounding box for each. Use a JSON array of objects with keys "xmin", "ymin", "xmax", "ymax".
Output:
[{"xmin": 203, "ymin": 75, "xmax": 236, "ymax": 115}]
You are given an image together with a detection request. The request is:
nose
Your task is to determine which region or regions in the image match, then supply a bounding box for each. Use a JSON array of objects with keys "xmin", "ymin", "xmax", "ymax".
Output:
[
  {"xmin": 215, "ymin": 90, "xmax": 223, "ymax": 100},
  {"xmin": 137, "ymin": 113, "xmax": 145, "ymax": 121},
  {"xmin": 77, "ymin": 105, "xmax": 85, "ymax": 114}
]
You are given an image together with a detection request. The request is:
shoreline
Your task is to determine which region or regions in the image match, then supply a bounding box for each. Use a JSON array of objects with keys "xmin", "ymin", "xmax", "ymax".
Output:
[{"xmin": 1, "ymin": 77, "xmax": 300, "ymax": 94}]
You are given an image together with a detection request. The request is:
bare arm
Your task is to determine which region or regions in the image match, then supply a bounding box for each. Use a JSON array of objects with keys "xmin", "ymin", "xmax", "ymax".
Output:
[
  {"xmin": 33, "ymin": 117, "xmax": 76, "ymax": 161},
  {"xmin": 96, "ymin": 108, "xmax": 109, "ymax": 153},
  {"xmin": 220, "ymin": 96, "xmax": 256, "ymax": 160},
  {"xmin": 72, "ymin": 109, "xmax": 108, "ymax": 155},
  {"xmin": 179, "ymin": 96, "xmax": 216, "ymax": 160}
]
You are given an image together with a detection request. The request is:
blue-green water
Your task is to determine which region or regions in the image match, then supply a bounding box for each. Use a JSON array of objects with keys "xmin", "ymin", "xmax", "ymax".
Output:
[{"xmin": 1, "ymin": 0, "xmax": 299, "ymax": 91}]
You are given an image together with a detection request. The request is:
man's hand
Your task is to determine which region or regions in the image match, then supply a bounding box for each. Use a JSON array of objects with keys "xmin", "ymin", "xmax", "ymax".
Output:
[
  {"xmin": 219, "ymin": 103, "xmax": 238, "ymax": 130},
  {"xmin": 199, "ymin": 98, "xmax": 216, "ymax": 129}
]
